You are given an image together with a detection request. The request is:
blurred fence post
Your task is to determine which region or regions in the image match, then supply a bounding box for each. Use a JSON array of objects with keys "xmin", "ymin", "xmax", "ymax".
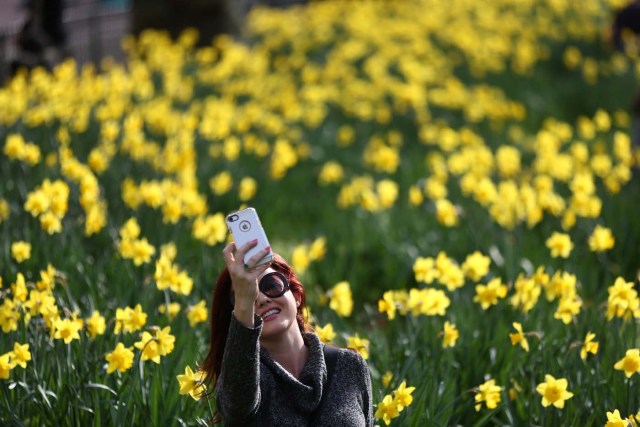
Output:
[
  {"xmin": 128, "ymin": 0, "xmax": 311, "ymax": 46},
  {"xmin": 0, "ymin": 0, "xmax": 130, "ymax": 83},
  {"xmin": 130, "ymin": 0, "xmax": 243, "ymax": 46},
  {"xmin": 0, "ymin": 0, "xmax": 309, "ymax": 83},
  {"xmin": 89, "ymin": 1, "xmax": 103, "ymax": 65},
  {"xmin": 0, "ymin": 19, "xmax": 24, "ymax": 84}
]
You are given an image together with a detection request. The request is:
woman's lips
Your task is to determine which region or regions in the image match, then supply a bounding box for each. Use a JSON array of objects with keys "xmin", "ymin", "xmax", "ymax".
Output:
[{"xmin": 260, "ymin": 308, "xmax": 281, "ymax": 321}]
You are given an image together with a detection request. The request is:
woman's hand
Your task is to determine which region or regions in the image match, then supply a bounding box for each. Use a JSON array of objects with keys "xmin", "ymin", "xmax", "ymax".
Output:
[{"xmin": 222, "ymin": 239, "xmax": 271, "ymax": 327}]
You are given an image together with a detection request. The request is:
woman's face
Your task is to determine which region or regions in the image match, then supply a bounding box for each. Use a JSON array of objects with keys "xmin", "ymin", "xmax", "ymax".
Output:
[{"xmin": 254, "ymin": 267, "xmax": 300, "ymax": 339}]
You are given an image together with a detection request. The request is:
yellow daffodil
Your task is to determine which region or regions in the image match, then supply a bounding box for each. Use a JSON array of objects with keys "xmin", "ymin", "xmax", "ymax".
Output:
[
  {"xmin": 554, "ymin": 296, "xmax": 582, "ymax": 325},
  {"xmin": 377, "ymin": 179, "xmax": 399, "ymax": 209},
  {"xmin": 155, "ymin": 326, "xmax": 176, "ymax": 356},
  {"xmin": 413, "ymin": 256, "xmax": 438, "ymax": 284},
  {"xmin": 0, "ymin": 198, "xmax": 10, "ymax": 222},
  {"xmin": 605, "ymin": 409, "xmax": 628, "ymax": 427},
  {"xmin": 438, "ymin": 262, "xmax": 465, "ymax": 292},
  {"xmin": 86, "ymin": 310, "xmax": 106, "ymax": 338},
  {"xmin": 424, "ymin": 177, "xmax": 447, "ymax": 200},
  {"xmin": 496, "ymin": 146, "xmax": 521, "ymax": 178},
  {"xmin": 328, "ymin": 281, "xmax": 353, "ymax": 317},
  {"xmin": 192, "ymin": 213, "xmax": 227, "ymax": 246},
  {"xmin": 0, "ymin": 353, "xmax": 12, "ymax": 379},
  {"xmin": 315, "ymin": 323, "xmax": 336, "ymax": 344},
  {"xmin": 346, "ymin": 335, "xmax": 369, "ymax": 360},
  {"xmin": 25, "ymin": 289, "xmax": 57, "ymax": 320},
  {"xmin": 134, "ymin": 331, "xmax": 161, "ymax": 363},
  {"xmin": 129, "ymin": 238, "xmax": 156, "ymax": 266},
  {"xmin": 374, "ymin": 394, "xmax": 400, "ymax": 426},
  {"xmin": 606, "ymin": 277, "xmax": 640, "ymax": 320},
  {"xmin": 318, "ymin": 161, "xmax": 345, "ymax": 185},
  {"xmin": 158, "ymin": 302, "xmax": 181, "ymax": 320},
  {"xmin": 11, "ymin": 241, "xmax": 31, "ymax": 263},
  {"xmin": 378, "ymin": 291, "xmax": 397, "ymax": 320},
  {"xmin": 588, "ymin": 225, "xmax": 615, "ymax": 252},
  {"xmin": 186, "ymin": 300, "xmax": 208, "ymax": 327},
  {"xmin": 209, "ymin": 171, "xmax": 233, "ymax": 195},
  {"xmin": 53, "ymin": 318, "xmax": 83, "ymax": 344},
  {"xmin": 473, "ymin": 277, "xmax": 508, "ymax": 310},
  {"xmin": 382, "ymin": 371, "xmax": 393, "ymax": 388},
  {"xmin": 0, "ymin": 299, "xmax": 21, "ymax": 333},
  {"xmin": 411, "ymin": 287, "xmax": 451, "ymax": 316},
  {"xmin": 105, "ymin": 343, "xmax": 135, "ymax": 374},
  {"xmin": 510, "ymin": 274, "xmax": 541, "ymax": 313},
  {"xmin": 11, "ymin": 273, "xmax": 28, "ymax": 303},
  {"xmin": 475, "ymin": 379, "xmax": 502, "ymax": 411},
  {"xmin": 308, "ymin": 237, "xmax": 326, "ymax": 261},
  {"xmin": 177, "ymin": 365, "xmax": 207, "ymax": 400},
  {"xmin": 614, "ymin": 349, "xmax": 640, "ymax": 378},
  {"xmin": 115, "ymin": 304, "xmax": 148, "ymax": 334},
  {"xmin": 580, "ymin": 332, "xmax": 599, "ymax": 360},
  {"xmin": 442, "ymin": 321, "xmax": 459, "ymax": 348},
  {"xmin": 544, "ymin": 271, "xmax": 577, "ymax": 302},
  {"xmin": 435, "ymin": 199, "xmax": 459, "ymax": 227},
  {"xmin": 120, "ymin": 217, "xmax": 141, "ymax": 241},
  {"xmin": 461, "ymin": 251, "xmax": 491, "ymax": 281},
  {"xmin": 393, "ymin": 381, "xmax": 416, "ymax": 410},
  {"xmin": 509, "ymin": 322, "xmax": 529, "ymax": 352},
  {"xmin": 291, "ymin": 244, "xmax": 311, "ymax": 273},
  {"xmin": 536, "ymin": 374, "xmax": 574, "ymax": 409},
  {"xmin": 546, "ymin": 232, "xmax": 574, "ymax": 258},
  {"xmin": 8, "ymin": 343, "xmax": 31, "ymax": 369},
  {"xmin": 409, "ymin": 185, "xmax": 424, "ymax": 206},
  {"xmin": 238, "ymin": 176, "xmax": 257, "ymax": 201}
]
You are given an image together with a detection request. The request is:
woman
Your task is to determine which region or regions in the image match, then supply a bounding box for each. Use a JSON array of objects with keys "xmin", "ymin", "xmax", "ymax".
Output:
[{"xmin": 202, "ymin": 240, "xmax": 373, "ymax": 426}]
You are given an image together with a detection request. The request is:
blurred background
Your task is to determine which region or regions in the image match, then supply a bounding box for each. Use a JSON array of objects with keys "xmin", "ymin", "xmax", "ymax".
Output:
[
  {"xmin": 1, "ymin": 0, "xmax": 129, "ymax": 78},
  {"xmin": 0, "ymin": 0, "xmax": 313, "ymax": 82}
]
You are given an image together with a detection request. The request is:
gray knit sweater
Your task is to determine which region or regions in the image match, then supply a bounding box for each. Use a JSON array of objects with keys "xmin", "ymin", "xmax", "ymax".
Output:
[{"xmin": 216, "ymin": 314, "xmax": 373, "ymax": 426}]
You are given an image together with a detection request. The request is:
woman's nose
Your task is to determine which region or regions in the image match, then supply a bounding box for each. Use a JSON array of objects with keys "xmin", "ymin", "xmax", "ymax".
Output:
[{"xmin": 254, "ymin": 291, "xmax": 271, "ymax": 307}]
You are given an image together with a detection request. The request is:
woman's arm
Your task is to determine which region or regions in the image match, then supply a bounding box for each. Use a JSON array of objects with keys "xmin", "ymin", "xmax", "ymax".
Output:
[
  {"xmin": 217, "ymin": 241, "xmax": 271, "ymax": 423},
  {"xmin": 216, "ymin": 313, "xmax": 263, "ymax": 423},
  {"xmin": 359, "ymin": 354, "xmax": 374, "ymax": 427}
]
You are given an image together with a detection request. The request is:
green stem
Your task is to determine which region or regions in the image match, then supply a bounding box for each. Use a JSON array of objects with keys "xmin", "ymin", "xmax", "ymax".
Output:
[{"xmin": 627, "ymin": 379, "xmax": 632, "ymax": 416}]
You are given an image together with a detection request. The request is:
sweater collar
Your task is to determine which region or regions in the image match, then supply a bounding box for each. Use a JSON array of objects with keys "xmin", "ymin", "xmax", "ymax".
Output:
[{"xmin": 260, "ymin": 332, "xmax": 326, "ymax": 412}]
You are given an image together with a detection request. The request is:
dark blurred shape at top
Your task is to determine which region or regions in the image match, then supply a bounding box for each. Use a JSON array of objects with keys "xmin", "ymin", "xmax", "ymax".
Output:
[
  {"xmin": 612, "ymin": 0, "xmax": 640, "ymax": 52},
  {"xmin": 611, "ymin": 0, "xmax": 640, "ymax": 146},
  {"xmin": 11, "ymin": 0, "xmax": 70, "ymax": 74},
  {"xmin": 131, "ymin": 0, "xmax": 309, "ymax": 46}
]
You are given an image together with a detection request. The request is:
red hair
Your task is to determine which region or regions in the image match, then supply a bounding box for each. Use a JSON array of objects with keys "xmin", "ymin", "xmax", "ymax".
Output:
[{"xmin": 200, "ymin": 253, "xmax": 311, "ymax": 392}]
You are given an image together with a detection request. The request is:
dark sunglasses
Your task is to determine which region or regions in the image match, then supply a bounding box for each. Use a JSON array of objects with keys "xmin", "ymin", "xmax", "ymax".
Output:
[
  {"xmin": 258, "ymin": 271, "xmax": 290, "ymax": 298},
  {"xmin": 230, "ymin": 271, "xmax": 290, "ymax": 305}
]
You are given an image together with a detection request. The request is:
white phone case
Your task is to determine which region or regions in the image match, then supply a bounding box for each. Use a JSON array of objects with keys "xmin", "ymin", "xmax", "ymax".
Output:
[{"xmin": 225, "ymin": 207, "xmax": 274, "ymax": 266}]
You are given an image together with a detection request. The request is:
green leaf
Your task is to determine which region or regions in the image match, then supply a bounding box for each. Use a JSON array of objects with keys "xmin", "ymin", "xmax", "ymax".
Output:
[
  {"xmin": 471, "ymin": 405, "xmax": 502, "ymax": 427},
  {"xmin": 36, "ymin": 385, "xmax": 56, "ymax": 409},
  {"xmin": 85, "ymin": 382, "xmax": 118, "ymax": 397}
]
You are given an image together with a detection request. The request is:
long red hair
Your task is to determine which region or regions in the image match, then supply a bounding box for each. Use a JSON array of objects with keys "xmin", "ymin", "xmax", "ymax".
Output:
[{"xmin": 200, "ymin": 253, "xmax": 311, "ymax": 391}]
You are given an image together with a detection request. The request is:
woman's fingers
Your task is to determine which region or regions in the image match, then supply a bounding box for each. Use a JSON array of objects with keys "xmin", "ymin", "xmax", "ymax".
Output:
[
  {"xmin": 244, "ymin": 246, "xmax": 272, "ymax": 271},
  {"xmin": 244, "ymin": 258, "xmax": 271, "ymax": 279},
  {"xmin": 233, "ymin": 239, "xmax": 258, "ymax": 264},
  {"xmin": 251, "ymin": 261, "xmax": 271, "ymax": 277},
  {"xmin": 225, "ymin": 239, "xmax": 271, "ymax": 277},
  {"xmin": 228, "ymin": 246, "xmax": 272, "ymax": 310},
  {"xmin": 221, "ymin": 242, "xmax": 236, "ymax": 265},
  {"xmin": 223, "ymin": 240, "xmax": 259, "ymax": 270}
]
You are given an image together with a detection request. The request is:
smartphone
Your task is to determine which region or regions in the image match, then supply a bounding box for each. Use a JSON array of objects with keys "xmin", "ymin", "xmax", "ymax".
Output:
[{"xmin": 225, "ymin": 207, "xmax": 274, "ymax": 267}]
